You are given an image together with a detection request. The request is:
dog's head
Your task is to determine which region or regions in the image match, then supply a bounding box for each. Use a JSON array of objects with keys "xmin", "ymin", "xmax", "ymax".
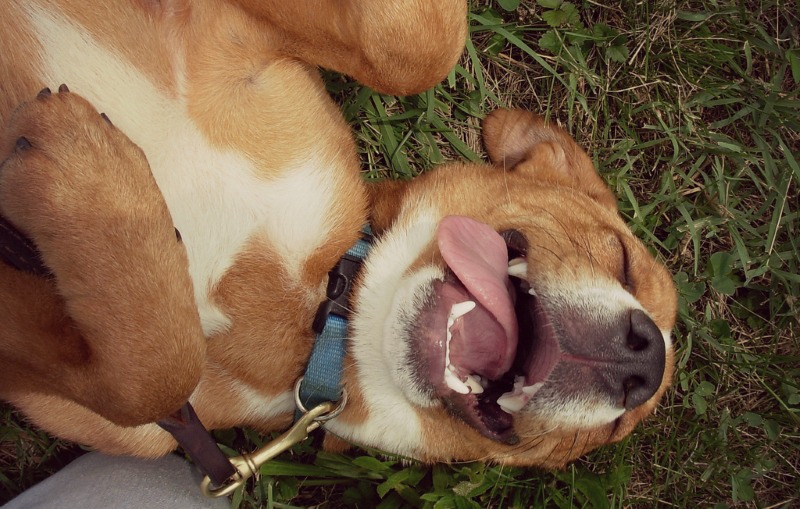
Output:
[{"xmin": 331, "ymin": 109, "xmax": 676, "ymax": 467}]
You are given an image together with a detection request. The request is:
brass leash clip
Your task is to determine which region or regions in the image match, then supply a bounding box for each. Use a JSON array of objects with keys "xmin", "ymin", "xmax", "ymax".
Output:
[{"xmin": 200, "ymin": 401, "xmax": 335, "ymax": 498}]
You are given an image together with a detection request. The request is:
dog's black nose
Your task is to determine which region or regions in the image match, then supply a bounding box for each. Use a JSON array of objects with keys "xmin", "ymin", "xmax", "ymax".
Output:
[
  {"xmin": 558, "ymin": 305, "xmax": 668, "ymax": 410},
  {"xmin": 618, "ymin": 309, "xmax": 666, "ymax": 409}
]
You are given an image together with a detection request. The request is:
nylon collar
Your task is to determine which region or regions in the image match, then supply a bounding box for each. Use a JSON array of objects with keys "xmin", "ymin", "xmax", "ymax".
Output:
[{"xmin": 296, "ymin": 225, "xmax": 372, "ymax": 413}]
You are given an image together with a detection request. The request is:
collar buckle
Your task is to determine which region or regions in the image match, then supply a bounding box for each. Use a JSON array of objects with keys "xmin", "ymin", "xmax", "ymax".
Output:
[{"xmin": 311, "ymin": 253, "xmax": 363, "ymax": 333}]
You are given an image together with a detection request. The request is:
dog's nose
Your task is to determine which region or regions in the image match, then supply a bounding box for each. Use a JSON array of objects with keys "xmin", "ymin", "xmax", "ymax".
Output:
[{"xmin": 618, "ymin": 309, "xmax": 666, "ymax": 409}]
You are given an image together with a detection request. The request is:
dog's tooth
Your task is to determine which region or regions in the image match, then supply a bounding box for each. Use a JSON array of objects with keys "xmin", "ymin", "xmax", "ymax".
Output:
[
  {"xmin": 464, "ymin": 374, "xmax": 484, "ymax": 394},
  {"xmin": 445, "ymin": 367, "xmax": 470, "ymax": 394},
  {"xmin": 497, "ymin": 376, "xmax": 536, "ymax": 413},
  {"xmin": 528, "ymin": 287, "xmax": 537, "ymax": 297},
  {"xmin": 497, "ymin": 392, "xmax": 529, "ymax": 414},
  {"xmin": 521, "ymin": 382, "xmax": 543, "ymax": 396},
  {"xmin": 507, "ymin": 259, "xmax": 528, "ymax": 278},
  {"xmin": 443, "ymin": 301, "xmax": 477, "ymax": 395},
  {"xmin": 450, "ymin": 300, "xmax": 476, "ymax": 320}
]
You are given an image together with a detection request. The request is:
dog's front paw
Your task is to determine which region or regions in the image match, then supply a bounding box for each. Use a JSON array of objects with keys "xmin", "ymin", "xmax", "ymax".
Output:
[
  {"xmin": 0, "ymin": 86, "xmax": 204, "ymax": 425},
  {"xmin": 0, "ymin": 85, "xmax": 159, "ymax": 250}
]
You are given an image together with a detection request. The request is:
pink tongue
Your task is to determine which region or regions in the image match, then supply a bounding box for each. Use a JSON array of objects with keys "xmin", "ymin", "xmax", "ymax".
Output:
[{"xmin": 437, "ymin": 216, "xmax": 518, "ymax": 347}]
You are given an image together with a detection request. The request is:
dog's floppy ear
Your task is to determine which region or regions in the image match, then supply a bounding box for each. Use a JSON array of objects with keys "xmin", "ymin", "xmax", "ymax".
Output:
[{"xmin": 482, "ymin": 109, "xmax": 618, "ymax": 211}]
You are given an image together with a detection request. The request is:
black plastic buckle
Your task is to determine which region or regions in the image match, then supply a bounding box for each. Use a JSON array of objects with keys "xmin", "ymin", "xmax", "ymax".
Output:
[{"xmin": 312, "ymin": 253, "xmax": 363, "ymax": 333}]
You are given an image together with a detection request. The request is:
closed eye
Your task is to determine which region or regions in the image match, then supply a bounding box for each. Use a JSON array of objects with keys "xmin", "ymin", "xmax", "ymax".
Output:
[{"xmin": 615, "ymin": 233, "xmax": 633, "ymax": 291}]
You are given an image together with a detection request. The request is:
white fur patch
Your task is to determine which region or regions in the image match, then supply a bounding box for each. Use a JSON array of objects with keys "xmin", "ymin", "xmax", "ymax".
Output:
[
  {"xmin": 26, "ymin": 6, "xmax": 335, "ymax": 335},
  {"xmin": 326, "ymin": 204, "xmax": 441, "ymax": 455},
  {"xmin": 532, "ymin": 393, "xmax": 626, "ymax": 429}
]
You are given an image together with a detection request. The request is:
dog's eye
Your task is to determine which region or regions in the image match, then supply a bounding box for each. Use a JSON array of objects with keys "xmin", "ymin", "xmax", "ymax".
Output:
[{"xmin": 616, "ymin": 234, "xmax": 633, "ymax": 290}]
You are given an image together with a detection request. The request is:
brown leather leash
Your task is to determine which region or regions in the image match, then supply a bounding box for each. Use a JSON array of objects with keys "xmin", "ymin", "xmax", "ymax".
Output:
[
  {"xmin": 156, "ymin": 403, "xmax": 238, "ymax": 486},
  {"xmin": 0, "ymin": 214, "xmax": 237, "ymax": 488}
]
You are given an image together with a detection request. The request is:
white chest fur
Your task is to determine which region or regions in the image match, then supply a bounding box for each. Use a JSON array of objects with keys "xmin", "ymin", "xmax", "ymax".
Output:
[{"xmin": 26, "ymin": 5, "xmax": 338, "ymax": 336}]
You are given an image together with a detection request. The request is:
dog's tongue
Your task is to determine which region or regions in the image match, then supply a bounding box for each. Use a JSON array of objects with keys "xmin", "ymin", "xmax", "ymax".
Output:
[{"xmin": 437, "ymin": 215, "xmax": 518, "ymax": 351}]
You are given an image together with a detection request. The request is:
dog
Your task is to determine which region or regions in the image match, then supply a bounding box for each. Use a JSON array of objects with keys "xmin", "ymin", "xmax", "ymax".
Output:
[{"xmin": 0, "ymin": 0, "xmax": 677, "ymax": 471}]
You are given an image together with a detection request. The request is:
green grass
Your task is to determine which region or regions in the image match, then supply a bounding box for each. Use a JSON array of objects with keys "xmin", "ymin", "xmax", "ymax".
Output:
[{"xmin": 2, "ymin": 0, "xmax": 799, "ymax": 506}]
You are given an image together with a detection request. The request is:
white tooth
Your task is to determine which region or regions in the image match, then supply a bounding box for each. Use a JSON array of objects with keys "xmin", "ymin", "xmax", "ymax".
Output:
[
  {"xmin": 522, "ymin": 382, "xmax": 543, "ymax": 396},
  {"xmin": 528, "ymin": 287, "xmax": 537, "ymax": 297},
  {"xmin": 497, "ymin": 377, "xmax": 536, "ymax": 413},
  {"xmin": 444, "ymin": 301, "xmax": 477, "ymax": 394},
  {"xmin": 445, "ymin": 368, "xmax": 470, "ymax": 394},
  {"xmin": 464, "ymin": 375, "xmax": 484, "ymax": 394},
  {"xmin": 450, "ymin": 300, "xmax": 476, "ymax": 320},
  {"xmin": 507, "ymin": 260, "xmax": 528, "ymax": 278},
  {"xmin": 497, "ymin": 393, "xmax": 529, "ymax": 413}
]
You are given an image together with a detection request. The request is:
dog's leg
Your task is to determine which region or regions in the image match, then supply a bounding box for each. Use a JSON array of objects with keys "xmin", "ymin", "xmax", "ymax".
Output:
[
  {"xmin": 230, "ymin": 0, "xmax": 468, "ymax": 95},
  {"xmin": 0, "ymin": 87, "xmax": 205, "ymax": 426}
]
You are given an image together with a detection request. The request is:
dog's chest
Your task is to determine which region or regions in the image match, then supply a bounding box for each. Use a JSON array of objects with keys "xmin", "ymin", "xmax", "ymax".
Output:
[{"xmin": 25, "ymin": 5, "xmax": 341, "ymax": 335}]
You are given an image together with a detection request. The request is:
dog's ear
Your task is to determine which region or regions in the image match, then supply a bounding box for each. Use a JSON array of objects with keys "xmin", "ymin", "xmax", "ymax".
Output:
[{"xmin": 482, "ymin": 109, "xmax": 618, "ymax": 211}]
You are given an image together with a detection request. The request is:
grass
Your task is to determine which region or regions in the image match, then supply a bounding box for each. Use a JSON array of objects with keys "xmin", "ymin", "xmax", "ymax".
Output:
[{"xmin": 2, "ymin": 0, "xmax": 799, "ymax": 507}]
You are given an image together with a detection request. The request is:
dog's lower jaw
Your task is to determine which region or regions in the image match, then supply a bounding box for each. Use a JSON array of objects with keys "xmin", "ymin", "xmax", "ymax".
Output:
[{"xmin": 325, "ymin": 212, "xmax": 445, "ymax": 458}]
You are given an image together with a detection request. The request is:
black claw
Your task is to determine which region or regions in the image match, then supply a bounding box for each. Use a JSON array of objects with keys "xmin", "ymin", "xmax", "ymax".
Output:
[
  {"xmin": 37, "ymin": 87, "xmax": 51, "ymax": 99},
  {"xmin": 15, "ymin": 137, "xmax": 32, "ymax": 151},
  {"xmin": 174, "ymin": 228, "xmax": 182, "ymax": 242},
  {"xmin": 58, "ymin": 84, "xmax": 70, "ymax": 93},
  {"xmin": 100, "ymin": 112, "xmax": 112, "ymax": 125}
]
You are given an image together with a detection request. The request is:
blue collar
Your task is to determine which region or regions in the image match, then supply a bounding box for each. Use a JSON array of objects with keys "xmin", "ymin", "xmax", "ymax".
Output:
[{"xmin": 296, "ymin": 225, "xmax": 372, "ymax": 414}]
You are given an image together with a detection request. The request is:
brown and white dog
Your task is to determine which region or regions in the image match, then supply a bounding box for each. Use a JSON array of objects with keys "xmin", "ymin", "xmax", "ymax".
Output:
[{"xmin": 0, "ymin": 0, "xmax": 677, "ymax": 469}]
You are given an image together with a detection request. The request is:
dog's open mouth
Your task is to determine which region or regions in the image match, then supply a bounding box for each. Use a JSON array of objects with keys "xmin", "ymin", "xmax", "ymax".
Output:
[{"xmin": 413, "ymin": 216, "xmax": 561, "ymax": 444}]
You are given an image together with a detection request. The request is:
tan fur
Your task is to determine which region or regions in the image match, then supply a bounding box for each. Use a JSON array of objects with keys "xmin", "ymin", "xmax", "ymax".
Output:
[
  {"xmin": 0, "ymin": 0, "xmax": 676, "ymax": 469},
  {"xmin": 1, "ymin": 91, "xmax": 204, "ymax": 426}
]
